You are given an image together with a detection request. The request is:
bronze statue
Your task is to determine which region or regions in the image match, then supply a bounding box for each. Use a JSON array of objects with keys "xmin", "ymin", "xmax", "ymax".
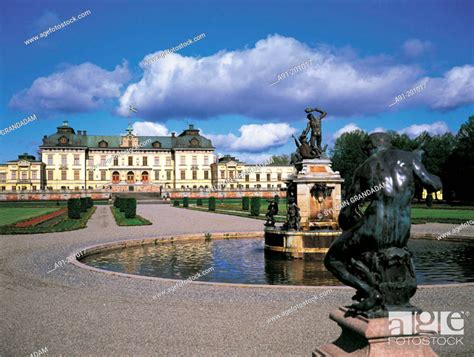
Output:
[
  {"xmin": 304, "ymin": 107, "xmax": 326, "ymax": 152},
  {"xmin": 264, "ymin": 198, "xmax": 279, "ymax": 227},
  {"xmin": 324, "ymin": 133, "xmax": 442, "ymax": 318},
  {"xmin": 283, "ymin": 197, "xmax": 301, "ymax": 231}
]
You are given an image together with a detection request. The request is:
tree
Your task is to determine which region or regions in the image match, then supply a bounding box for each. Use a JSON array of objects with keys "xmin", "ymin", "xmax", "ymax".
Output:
[
  {"xmin": 269, "ymin": 154, "xmax": 291, "ymax": 165},
  {"xmin": 331, "ymin": 130, "xmax": 369, "ymax": 190}
]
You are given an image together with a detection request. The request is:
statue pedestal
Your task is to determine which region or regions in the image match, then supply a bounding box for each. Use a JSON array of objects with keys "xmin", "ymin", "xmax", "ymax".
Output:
[
  {"xmin": 313, "ymin": 307, "xmax": 437, "ymax": 356},
  {"xmin": 264, "ymin": 159, "xmax": 344, "ymax": 258}
]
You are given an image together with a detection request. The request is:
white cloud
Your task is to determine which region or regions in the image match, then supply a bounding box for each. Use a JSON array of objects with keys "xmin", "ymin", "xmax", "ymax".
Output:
[
  {"xmin": 132, "ymin": 121, "xmax": 169, "ymax": 136},
  {"xmin": 333, "ymin": 123, "xmax": 362, "ymax": 139},
  {"xmin": 402, "ymin": 39, "xmax": 433, "ymax": 57},
  {"xmin": 370, "ymin": 127, "xmax": 386, "ymax": 133},
  {"xmin": 207, "ymin": 123, "xmax": 297, "ymax": 153},
  {"xmin": 9, "ymin": 62, "xmax": 130, "ymax": 114},
  {"xmin": 398, "ymin": 121, "xmax": 449, "ymax": 138}
]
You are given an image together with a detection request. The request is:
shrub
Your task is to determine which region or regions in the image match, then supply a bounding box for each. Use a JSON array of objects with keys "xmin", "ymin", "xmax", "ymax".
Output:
[
  {"xmin": 79, "ymin": 198, "xmax": 88, "ymax": 212},
  {"xmin": 183, "ymin": 197, "xmax": 189, "ymax": 207},
  {"xmin": 124, "ymin": 198, "xmax": 137, "ymax": 218},
  {"xmin": 242, "ymin": 196, "xmax": 250, "ymax": 210},
  {"xmin": 274, "ymin": 195, "xmax": 280, "ymax": 204},
  {"xmin": 173, "ymin": 200, "xmax": 180, "ymax": 207},
  {"xmin": 250, "ymin": 197, "xmax": 261, "ymax": 216},
  {"xmin": 114, "ymin": 197, "xmax": 121, "ymax": 208},
  {"xmin": 56, "ymin": 200, "xmax": 60, "ymax": 206},
  {"xmin": 86, "ymin": 197, "xmax": 93, "ymax": 208},
  {"xmin": 67, "ymin": 198, "xmax": 81, "ymax": 219},
  {"xmin": 209, "ymin": 197, "xmax": 216, "ymax": 211},
  {"xmin": 197, "ymin": 198, "xmax": 203, "ymax": 206},
  {"xmin": 119, "ymin": 197, "xmax": 127, "ymax": 212}
]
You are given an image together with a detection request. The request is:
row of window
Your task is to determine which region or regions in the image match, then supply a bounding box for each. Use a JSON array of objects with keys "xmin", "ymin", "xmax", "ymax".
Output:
[
  {"xmin": 1, "ymin": 171, "xmax": 39, "ymax": 180},
  {"xmin": 1, "ymin": 186, "xmax": 38, "ymax": 191},
  {"xmin": 220, "ymin": 171, "xmax": 283, "ymax": 181},
  {"xmin": 47, "ymin": 155, "xmax": 211, "ymax": 167}
]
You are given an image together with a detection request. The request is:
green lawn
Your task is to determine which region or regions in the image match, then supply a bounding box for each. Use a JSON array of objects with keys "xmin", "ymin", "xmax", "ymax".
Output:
[
  {"xmin": 110, "ymin": 207, "xmax": 152, "ymax": 226},
  {"xmin": 0, "ymin": 207, "xmax": 60, "ymax": 226},
  {"xmin": 411, "ymin": 208, "xmax": 474, "ymax": 224}
]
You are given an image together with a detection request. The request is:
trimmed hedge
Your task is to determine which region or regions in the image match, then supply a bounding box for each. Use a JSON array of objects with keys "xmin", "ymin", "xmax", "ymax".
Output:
[
  {"xmin": 124, "ymin": 198, "xmax": 137, "ymax": 218},
  {"xmin": 67, "ymin": 198, "xmax": 81, "ymax": 219},
  {"xmin": 173, "ymin": 200, "xmax": 180, "ymax": 207},
  {"xmin": 242, "ymin": 196, "xmax": 250, "ymax": 210},
  {"xmin": 86, "ymin": 197, "xmax": 93, "ymax": 208},
  {"xmin": 114, "ymin": 197, "xmax": 121, "ymax": 208},
  {"xmin": 197, "ymin": 198, "xmax": 203, "ymax": 206},
  {"xmin": 250, "ymin": 197, "xmax": 261, "ymax": 216},
  {"xmin": 119, "ymin": 198, "xmax": 126, "ymax": 212},
  {"xmin": 79, "ymin": 198, "xmax": 88, "ymax": 212},
  {"xmin": 209, "ymin": 197, "xmax": 216, "ymax": 211},
  {"xmin": 183, "ymin": 197, "xmax": 189, "ymax": 208}
]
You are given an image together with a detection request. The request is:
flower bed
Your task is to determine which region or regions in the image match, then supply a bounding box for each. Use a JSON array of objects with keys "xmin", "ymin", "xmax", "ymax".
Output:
[{"xmin": 14, "ymin": 208, "xmax": 67, "ymax": 228}]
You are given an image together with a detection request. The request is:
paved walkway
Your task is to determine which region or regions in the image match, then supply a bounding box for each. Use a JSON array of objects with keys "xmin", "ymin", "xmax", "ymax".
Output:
[{"xmin": 1, "ymin": 205, "xmax": 473, "ymax": 356}]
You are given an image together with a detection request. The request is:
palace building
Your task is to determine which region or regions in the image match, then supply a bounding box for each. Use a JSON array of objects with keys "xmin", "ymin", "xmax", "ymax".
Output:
[{"xmin": 0, "ymin": 121, "xmax": 295, "ymax": 195}]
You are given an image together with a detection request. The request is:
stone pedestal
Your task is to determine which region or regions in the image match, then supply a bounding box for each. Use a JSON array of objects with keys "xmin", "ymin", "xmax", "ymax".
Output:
[
  {"xmin": 264, "ymin": 159, "xmax": 344, "ymax": 258},
  {"xmin": 291, "ymin": 159, "xmax": 344, "ymax": 230},
  {"xmin": 314, "ymin": 307, "xmax": 437, "ymax": 356}
]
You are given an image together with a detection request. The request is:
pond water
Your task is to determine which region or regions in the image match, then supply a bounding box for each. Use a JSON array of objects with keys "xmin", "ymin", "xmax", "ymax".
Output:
[{"xmin": 81, "ymin": 238, "xmax": 474, "ymax": 286}]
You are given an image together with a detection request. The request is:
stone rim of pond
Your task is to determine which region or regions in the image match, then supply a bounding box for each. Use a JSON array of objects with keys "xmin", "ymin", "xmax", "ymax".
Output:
[{"xmin": 71, "ymin": 232, "xmax": 474, "ymax": 289}]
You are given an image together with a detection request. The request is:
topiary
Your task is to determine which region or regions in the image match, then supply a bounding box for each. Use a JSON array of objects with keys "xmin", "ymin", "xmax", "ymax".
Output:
[
  {"xmin": 209, "ymin": 197, "xmax": 216, "ymax": 211},
  {"xmin": 173, "ymin": 200, "xmax": 180, "ymax": 207},
  {"xmin": 79, "ymin": 197, "xmax": 88, "ymax": 212},
  {"xmin": 242, "ymin": 196, "xmax": 250, "ymax": 210},
  {"xmin": 197, "ymin": 198, "xmax": 203, "ymax": 206},
  {"xmin": 183, "ymin": 197, "xmax": 189, "ymax": 207},
  {"xmin": 67, "ymin": 198, "xmax": 81, "ymax": 219},
  {"xmin": 124, "ymin": 198, "xmax": 137, "ymax": 218},
  {"xmin": 250, "ymin": 197, "xmax": 261, "ymax": 216}
]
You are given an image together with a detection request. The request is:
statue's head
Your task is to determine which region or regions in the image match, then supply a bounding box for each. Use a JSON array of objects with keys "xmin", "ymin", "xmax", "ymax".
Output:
[{"xmin": 365, "ymin": 132, "xmax": 392, "ymax": 155}]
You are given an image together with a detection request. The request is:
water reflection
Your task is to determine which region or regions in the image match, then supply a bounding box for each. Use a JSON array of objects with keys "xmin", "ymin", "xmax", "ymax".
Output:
[{"xmin": 82, "ymin": 238, "xmax": 474, "ymax": 286}]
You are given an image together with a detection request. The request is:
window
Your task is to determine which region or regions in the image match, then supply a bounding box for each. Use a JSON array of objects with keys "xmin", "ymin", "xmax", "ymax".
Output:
[
  {"xmin": 238, "ymin": 170, "xmax": 242, "ymax": 177},
  {"xmin": 99, "ymin": 140, "xmax": 108, "ymax": 148},
  {"xmin": 180, "ymin": 156, "xmax": 186, "ymax": 165},
  {"xmin": 166, "ymin": 170, "xmax": 171, "ymax": 180},
  {"xmin": 12, "ymin": 171, "xmax": 17, "ymax": 180},
  {"xmin": 192, "ymin": 156, "xmax": 197, "ymax": 165},
  {"xmin": 229, "ymin": 171, "xmax": 234, "ymax": 179},
  {"xmin": 154, "ymin": 157, "xmax": 160, "ymax": 166},
  {"xmin": 47, "ymin": 171, "xmax": 53, "ymax": 180},
  {"xmin": 204, "ymin": 170, "xmax": 209, "ymax": 180},
  {"xmin": 181, "ymin": 170, "xmax": 186, "ymax": 180},
  {"xmin": 88, "ymin": 170, "xmax": 94, "ymax": 181},
  {"xmin": 152, "ymin": 141, "xmax": 161, "ymax": 148},
  {"xmin": 128, "ymin": 156, "xmax": 133, "ymax": 166},
  {"xmin": 74, "ymin": 155, "xmax": 80, "ymax": 165},
  {"xmin": 127, "ymin": 171, "xmax": 134, "ymax": 183},
  {"xmin": 142, "ymin": 171, "xmax": 149, "ymax": 183},
  {"xmin": 32, "ymin": 186, "xmax": 37, "ymax": 191},
  {"xmin": 21, "ymin": 172, "xmax": 27, "ymax": 180},
  {"xmin": 112, "ymin": 171, "xmax": 120, "ymax": 183},
  {"xmin": 143, "ymin": 156, "xmax": 148, "ymax": 166},
  {"xmin": 31, "ymin": 171, "xmax": 37, "ymax": 180},
  {"xmin": 100, "ymin": 171, "xmax": 106, "ymax": 181},
  {"xmin": 128, "ymin": 139, "xmax": 133, "ymax": 147},
  {"xmin": 154, "ymin": 170, "xmax": 160, "ymax": 180},
  {"xmin": 277, "ymin": 173, "xmax": 282, "ymax": 181},
  {"xmin": 100, "ymin": 156, "xmax": 106, "ymax": 166},
  {"xmin": 220, "ymin": 170, "xmax": 225, "ymax": 179},
  {"xmin": 192, "ymin": 170, "xmax": 197, "ymax": 180},
  {"xmin": 48, "ymin": 155, "xmax": 53, "ymax": 165},
  {"xmin": 113, "ymin": 156, "xmax": 118, "ymax": 166},
  {"xmin": 0, "ymin": 173, "xmax": 5, "ymax": 182},
  {"xmin": 74, "ymin": 170, "xmax": 80, "ymax": 180},
  {"xmin": 245, "ymin": 174, "xmax": 249, "ymax": 182},
  {"xmin": 61, "ymin": 155, "xmax": 67, "ymax": 166},
  {"xmin": 61, "ymin": 170, "xmax": 67, "ymax": 180},
  {"xmin": 246, "ymin": 184, "xmax": 250, "ymax": 189},
  {"xmin": 267, "ymin": 173, "xmax": 271, "ymax": 182},
  {"xmin": 88, "ymin": 157, "xmax": 94, "ymax": 167},
  {"xmin": 166, "ymin": 157, "xmax": 172, "ymax": 166},
  {"xmin": 12, "ymin": 186, "xmax": 16, "ymax": 191},
  {"xmin": 204, "ymin": 156, "xmax": 209, "ymax": 166},
  {"xmin": 256, "ymin": 174, "xmax": 260, "ymax": 182}
]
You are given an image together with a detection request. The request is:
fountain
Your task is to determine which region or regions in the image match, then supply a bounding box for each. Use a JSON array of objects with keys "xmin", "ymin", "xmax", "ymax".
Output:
[{"xmin": 264, "ymin": 107, "xmax": 344, "ymax": 258}]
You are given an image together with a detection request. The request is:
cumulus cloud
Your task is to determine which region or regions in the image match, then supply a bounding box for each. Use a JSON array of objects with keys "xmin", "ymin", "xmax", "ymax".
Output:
[
  {"xmin": 333, "ymin": 123, "xmax": 362, "ymax": 139},
  {"xmin": 9, "ymin": 62, "xmax": 130, "ymax": 114},
  {"xmin": 402, "ymin": 39, "xmax": 433, "ymax": 57},
  {"xmin": 398, "ymin": 121, "xmax": 449, "ymax": 138},
  {"xmin": 132, "ymin": 121, "xmax": 169, "ymax": 136},
  {"xmin": 117, "ymin": 35, "xmax": 473, "ymax": 120},
  {"xmin": 206, "ymin": 123, "xmax": 297, "ymax": 153}
]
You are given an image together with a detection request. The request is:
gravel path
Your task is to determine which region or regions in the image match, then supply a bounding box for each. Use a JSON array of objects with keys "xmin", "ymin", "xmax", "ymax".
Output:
[{"xmin": 1, "ymin": 205, "xmax": 473, "ymax": 356}]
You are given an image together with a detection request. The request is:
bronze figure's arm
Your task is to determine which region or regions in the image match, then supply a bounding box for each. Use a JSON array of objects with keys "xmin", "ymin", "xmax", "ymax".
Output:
[{"xmin": 412, "ymin": 152, "xmax": 442, "ymax": 193}]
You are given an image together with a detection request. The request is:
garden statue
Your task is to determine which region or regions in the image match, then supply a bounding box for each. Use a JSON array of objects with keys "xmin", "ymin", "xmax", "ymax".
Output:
[
  {"xmin": 282, "ymin": 197, "xmax": 301, "ymax": 231},
  {"xmin": 264, "ymin": 198, "xmax": 279, "ymax": 227},
  {"xmin": 324, "ymin": 132, "xmax": 442, "ymax": 318}
]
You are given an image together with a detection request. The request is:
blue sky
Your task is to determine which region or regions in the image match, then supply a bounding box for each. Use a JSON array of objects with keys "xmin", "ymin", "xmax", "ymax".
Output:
[{"xmin": 1, "ymin": 0, "xmax": 473, "ymax": 162}]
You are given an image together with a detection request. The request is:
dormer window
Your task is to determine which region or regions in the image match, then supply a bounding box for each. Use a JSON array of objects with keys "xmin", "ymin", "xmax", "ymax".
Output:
[
  {"xmin": 99, "ymin": 140, "xmax": 108, "ymax": 148},
  {"xmin": 58, "ymin": 136, "xmax": 69, "ymax": 145},
  {"xmin": 152, "ymin": 141, "xmax": 161, "ymax": 148},
  {"xmin": 189, "ymin": 138, "xmax": 200, "ymax": 147}
]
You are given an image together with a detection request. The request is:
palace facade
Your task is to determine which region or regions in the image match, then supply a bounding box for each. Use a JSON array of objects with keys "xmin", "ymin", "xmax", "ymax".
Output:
[{"xmin": 0, "ymin": 121, "xmax": 295, "ymax": 194}]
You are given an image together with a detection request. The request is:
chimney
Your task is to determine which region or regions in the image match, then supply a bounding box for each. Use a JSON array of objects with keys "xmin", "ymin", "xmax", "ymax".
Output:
[
  {"xmin": 83, "ymin": 131, "xmax": 87, "ymax": 135},
  {"xmin": 77, "ymin": 130, "xmax": 82, "ymax": 135},
  {"xmin": 171, "ymin": 132, "xmax": 176, "ymax": 138}
]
